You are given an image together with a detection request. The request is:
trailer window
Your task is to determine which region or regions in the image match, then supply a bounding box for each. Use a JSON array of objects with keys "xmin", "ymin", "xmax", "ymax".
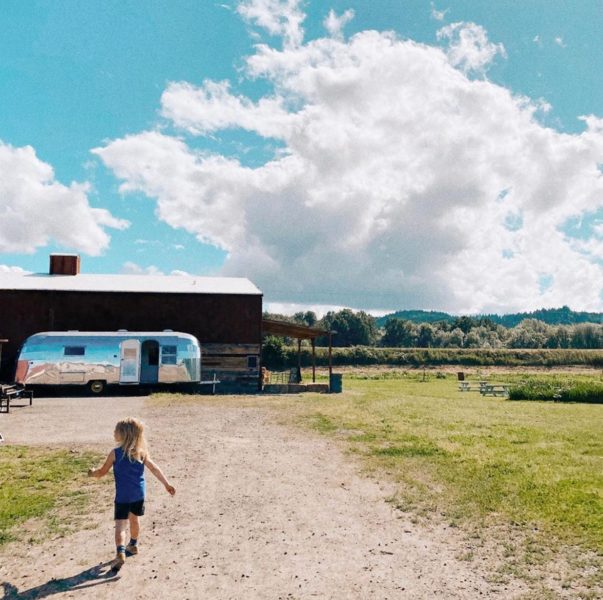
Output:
[
  {"xmin": 64, "ymin": 346, "xmax": 85, "ymax": 356},
  {"xmin": 161, "ymin": 345, "xmax": 177, "ymax": 365},
  {"xmin": 247, "ymin": 355, "xmax": 258, "ymax": 369}
]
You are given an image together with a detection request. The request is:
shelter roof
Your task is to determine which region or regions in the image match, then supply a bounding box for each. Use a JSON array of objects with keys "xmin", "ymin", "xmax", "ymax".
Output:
[
  {"xmin": 262, "ymin": 318, "xmax": 329, "ymax": 340},
  {"xmin": 0, "ymin": 273, "xmax": 261, "ymax": 296}
]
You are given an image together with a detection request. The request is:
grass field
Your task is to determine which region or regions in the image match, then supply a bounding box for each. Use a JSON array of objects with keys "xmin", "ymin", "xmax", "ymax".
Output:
[
  {"xmin": 0, "ymin": 446, "xmax": 104, "ymax": 546},
  {"xmin": 264, "ymin": 370, "xmax": 603, "ymax": 590},
  {"xmin": 289, "ymin": 372, "xmax": 603, "ymax": 545}
]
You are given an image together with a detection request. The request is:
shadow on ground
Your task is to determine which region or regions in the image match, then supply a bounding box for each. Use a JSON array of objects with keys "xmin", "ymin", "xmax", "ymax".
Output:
[
  {"xmin": 24, "ymin": 383, "xmax": 225, "ymax": 398},
  {"xmin": 1, "ymin": 561, "xmax": 118, "ymax": 599}
]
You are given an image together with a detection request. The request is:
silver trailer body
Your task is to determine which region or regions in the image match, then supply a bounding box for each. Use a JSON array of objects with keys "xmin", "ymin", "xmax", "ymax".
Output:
[{"xmin": 15, "ymin": 331, "xmax": 201, "ymax": 392}]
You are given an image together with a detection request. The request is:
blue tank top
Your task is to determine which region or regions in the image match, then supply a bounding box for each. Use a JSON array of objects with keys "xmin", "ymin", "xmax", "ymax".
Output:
[{"xmin": 113, "ymin": 447, "xmax": 146, "ymax": 503}]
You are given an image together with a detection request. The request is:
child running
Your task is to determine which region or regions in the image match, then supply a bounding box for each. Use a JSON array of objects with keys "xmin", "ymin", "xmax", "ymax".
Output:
[{"xmin": 88, "ymin": 417, "xmax": 176, "ymax": 572}]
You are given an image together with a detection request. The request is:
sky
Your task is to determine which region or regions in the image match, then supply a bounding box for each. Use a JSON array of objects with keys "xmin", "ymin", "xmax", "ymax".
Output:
[{"xmin": 1, "ymin": 0, "xmax": 602, "ymax": 316}]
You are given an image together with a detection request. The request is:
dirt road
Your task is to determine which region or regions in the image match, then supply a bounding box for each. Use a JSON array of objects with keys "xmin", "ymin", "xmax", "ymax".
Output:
[{"xmin": 0, "ymin": 396, "xmax": 524, "ymax": 599}]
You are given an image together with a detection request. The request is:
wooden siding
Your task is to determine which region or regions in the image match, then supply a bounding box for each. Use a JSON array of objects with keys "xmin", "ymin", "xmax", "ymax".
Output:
[{"xmin": 201, "ymin": 343, "xmax": 261, "ymax": 385}]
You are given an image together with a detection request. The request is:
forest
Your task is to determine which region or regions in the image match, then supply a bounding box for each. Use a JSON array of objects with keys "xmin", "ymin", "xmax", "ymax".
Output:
[{"xmin": 264, "ymin": 307, "xmax": 603, "ymax": 350}]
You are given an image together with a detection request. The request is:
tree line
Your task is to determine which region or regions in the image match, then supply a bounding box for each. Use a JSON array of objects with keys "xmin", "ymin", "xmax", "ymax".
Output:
[{"xmin": 264, "ymin": 309, "xmax": 603, "ymax": 349}]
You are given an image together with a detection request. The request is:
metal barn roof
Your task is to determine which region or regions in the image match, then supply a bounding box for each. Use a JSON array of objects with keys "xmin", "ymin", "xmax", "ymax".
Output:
[{"xmin": 0, "ymin": 272, "xmax": 262, "ymax": 296}]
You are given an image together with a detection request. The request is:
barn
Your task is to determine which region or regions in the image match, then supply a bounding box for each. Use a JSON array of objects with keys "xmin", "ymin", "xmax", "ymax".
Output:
[{"xmin": 0, "ymin": 255, "xmax": 263, "ymax": 388}]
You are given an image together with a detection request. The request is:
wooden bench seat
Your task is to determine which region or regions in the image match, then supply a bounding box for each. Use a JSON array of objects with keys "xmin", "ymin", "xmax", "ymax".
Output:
[{"xmin": 0, "ymin": 384, "xmax": 34, "ymax": 413}]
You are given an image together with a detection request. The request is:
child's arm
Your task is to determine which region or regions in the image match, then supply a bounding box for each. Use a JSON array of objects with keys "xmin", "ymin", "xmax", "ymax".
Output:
[
  {"xmin": 88, "ymin": 450, "xmax": 115, "ymax": 478},
  {"xmin": 144, "ymin": 457, "xmax": 176, "ymax": 495}
]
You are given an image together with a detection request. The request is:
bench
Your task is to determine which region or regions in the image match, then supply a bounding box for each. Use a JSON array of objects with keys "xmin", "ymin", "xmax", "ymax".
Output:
[
  {"xmin": 480, "ymin": 384, "xmax": 509, "ymax": 397},
  {"xmin": 0, "ymin": 384, "xmax": 34, "ymax": 413}
]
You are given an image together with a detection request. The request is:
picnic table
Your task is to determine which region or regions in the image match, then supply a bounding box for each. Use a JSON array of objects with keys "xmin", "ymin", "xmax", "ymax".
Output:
[
  {"xmin": 458, "ymin": 381, "xmax": 488, "ymax": 392},
  {"xmin": 0, "ymin": 384, "xmax": 34, "ymax": 413},
  {"xmin": 458, "ymin": 381, "xmax": 509, "ymax": 397},
  {"xmin": 480, "ymin": 384, "xmax": 509, "ymax": 397}
]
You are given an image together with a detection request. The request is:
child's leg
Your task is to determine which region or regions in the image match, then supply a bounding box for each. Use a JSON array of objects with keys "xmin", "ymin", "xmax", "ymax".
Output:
[
  {"xmin": 114, "ymin": 519, "xmax": 128, "ymax": 547},
  {"xmin": 128, "ymin": 513, "xmax": 140, "ymax": 541},
  {"xmin": 111, "ymin": 519, "xmax": 128, "ymax": 570}
]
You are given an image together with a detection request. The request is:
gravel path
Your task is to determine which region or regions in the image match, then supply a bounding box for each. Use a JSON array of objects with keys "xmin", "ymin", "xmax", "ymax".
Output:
[{"xmin": 0, "ymin": 396, "xmax": 525, "ymax": 599}]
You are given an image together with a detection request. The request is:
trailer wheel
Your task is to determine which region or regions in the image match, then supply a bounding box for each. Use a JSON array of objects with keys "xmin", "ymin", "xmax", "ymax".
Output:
[{"xmin": 87, "ymin": 380, "xmax": 105, "ymax": 395}]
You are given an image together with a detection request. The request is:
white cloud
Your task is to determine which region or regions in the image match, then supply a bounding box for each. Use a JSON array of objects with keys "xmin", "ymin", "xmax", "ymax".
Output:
[
  {"xmin": 121, "ymin": 261, "xmax": 189, "ymax": 276},
  {"xmin": 237, "ymin": 0, "xmax": 305, "ymax": 48},
  {"xmin": 0, "ymin": 264, "xmax": 30, "ymax": 274},
  {"xmin": 266, "ymin": 301, "xmax": 389, "ymax": 318},
  {"xmin": 430, "ymin": 2, "xmax": 449, "ymax": 22},
  {"xmin": 0, "ymin": 141, "xmax": 128, "ymax": 255},
  {"xmin": 554, "ymin": 36, "xmax": 566, "ymax": 48},
  {"xmin": 324, "ymin": 9, "xmax": 355, "ymax": 39},
  {"xmin": 122, "ymin": 261, "xmax": 164, "ymax": 275},
  {"xmin": 437, "ymin": 21, "xmax": 506, "ymax": 74},
  {"xmin": 134, "ymin": 239, "xmax": 162, "ymax": 245},
  {"xmin": 94, "ymin": 10, "xmax": 603, "ymax": 313},
  {"xmin": 161, "ymin": 80, "xmax": 294, "ymax": 138}
]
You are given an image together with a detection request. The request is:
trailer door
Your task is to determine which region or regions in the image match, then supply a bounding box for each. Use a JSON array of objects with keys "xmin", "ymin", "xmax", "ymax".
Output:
[
  {"xmin": 119, "ymin": 339, "xmax": 141, "ymax": 383},
  {"xmin": 140, "ymin": 339, "xmax": 160, "ymax": 384}
]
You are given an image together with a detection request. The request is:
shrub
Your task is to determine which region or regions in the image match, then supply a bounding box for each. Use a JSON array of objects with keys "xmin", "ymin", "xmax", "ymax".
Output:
[
  {"xmin": 261, "ymin": 336, "xmax": 288, "ymax": 369},
  {"xmin": 509, "ymin": 379, "xmax": 603, "ymax": 403},
  {"xmin": 282, "ymin": 346, "xmax": 603, "ymax": 369},
  {"xmin": 559, "ymin": 382, "xmax": 603, "ymax": 403},
  {"xmin": 508, "ymin": 380, "xmax": 563, "ymax": 401}
]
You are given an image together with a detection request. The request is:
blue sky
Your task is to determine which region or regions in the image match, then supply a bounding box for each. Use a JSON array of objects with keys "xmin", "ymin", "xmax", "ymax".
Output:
[{"xmin": 1, "ymin": 1, "xmax": 602, "ymax": 314}]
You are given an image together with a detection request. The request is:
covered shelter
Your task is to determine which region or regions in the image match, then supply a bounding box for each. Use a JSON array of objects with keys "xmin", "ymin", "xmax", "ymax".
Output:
[{"xmin": 262, "ymin": 318, "xmax": 332, "ymax": 384}]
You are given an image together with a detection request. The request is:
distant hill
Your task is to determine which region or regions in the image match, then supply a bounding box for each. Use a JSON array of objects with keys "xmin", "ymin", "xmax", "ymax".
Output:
[
  {"xmin": 375, "ymin": 306, "xmax": 603, "ymax": 328},
  {"xmin": 484, "ymin": 306, "xmax": 603, "ymax": 328},
  {"xmin": 375, "ymin": 310, "xmax": 455, "ymax": 326}
]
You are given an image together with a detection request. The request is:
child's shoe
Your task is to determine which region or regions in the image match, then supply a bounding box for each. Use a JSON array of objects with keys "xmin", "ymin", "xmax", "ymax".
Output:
[
  {"xmin": 111, "ymin": 550, "xmax": 126, "ymax": 572},
  {"xmin": 125, "ymin": 543, "xmax": 138, "ymax": 556}
]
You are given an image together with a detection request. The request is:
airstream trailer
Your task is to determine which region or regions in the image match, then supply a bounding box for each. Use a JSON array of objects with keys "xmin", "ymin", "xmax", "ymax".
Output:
[{"xmin": 15, "ymin": 331, "xmax": 201, "ymax": 394}]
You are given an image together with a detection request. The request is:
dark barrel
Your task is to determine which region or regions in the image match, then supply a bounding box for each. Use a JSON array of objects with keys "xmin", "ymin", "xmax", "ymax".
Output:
[{"xmin": 329, "ymin": 373, "xmax": 343, "ymax": 393}]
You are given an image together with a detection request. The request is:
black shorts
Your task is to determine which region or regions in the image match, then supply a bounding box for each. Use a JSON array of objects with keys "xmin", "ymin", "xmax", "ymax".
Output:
[{"xmin": 114, "ymin": 499, "xmax": 145, "ymax": 520}]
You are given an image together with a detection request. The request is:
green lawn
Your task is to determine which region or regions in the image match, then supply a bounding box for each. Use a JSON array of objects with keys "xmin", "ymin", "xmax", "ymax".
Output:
[
  {"xmin": 290, "ymin": 372, "xmax": 603, "ymax": 552},
  {"xmin": 0, "ymin": 446, "xmax": 104, "ymax": 546}
]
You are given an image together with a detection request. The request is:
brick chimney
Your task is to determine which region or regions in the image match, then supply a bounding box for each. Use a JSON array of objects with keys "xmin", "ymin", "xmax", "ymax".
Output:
[{"xmin": 49, "ymin": 254, "xmax": 80, "ymax": 276}]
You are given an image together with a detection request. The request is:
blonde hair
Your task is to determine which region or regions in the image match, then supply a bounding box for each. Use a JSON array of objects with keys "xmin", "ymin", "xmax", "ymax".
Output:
[{"xmin": 114, "ymin": 417, "xmax": 148, "ymax": 462}]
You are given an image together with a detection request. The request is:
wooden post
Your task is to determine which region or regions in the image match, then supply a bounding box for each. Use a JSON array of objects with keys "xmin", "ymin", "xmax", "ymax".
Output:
[
  {"xmin": 297, "ymin": 338, "xmax": 302, "ymax": 383},
  {"xmin": 258, "ymin": 336, "xmax": 263, "ymax": 391},
  {"xmin": 328, "ymin": 332, "xmax": 333, "ymax": 380},
  {"xmin": 311, "ymin": 338, "xmax": 316, "ymax": 383},
  {"xmin": 0, "ymin": 340, "xmax": 4, "ymax": 380}
]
